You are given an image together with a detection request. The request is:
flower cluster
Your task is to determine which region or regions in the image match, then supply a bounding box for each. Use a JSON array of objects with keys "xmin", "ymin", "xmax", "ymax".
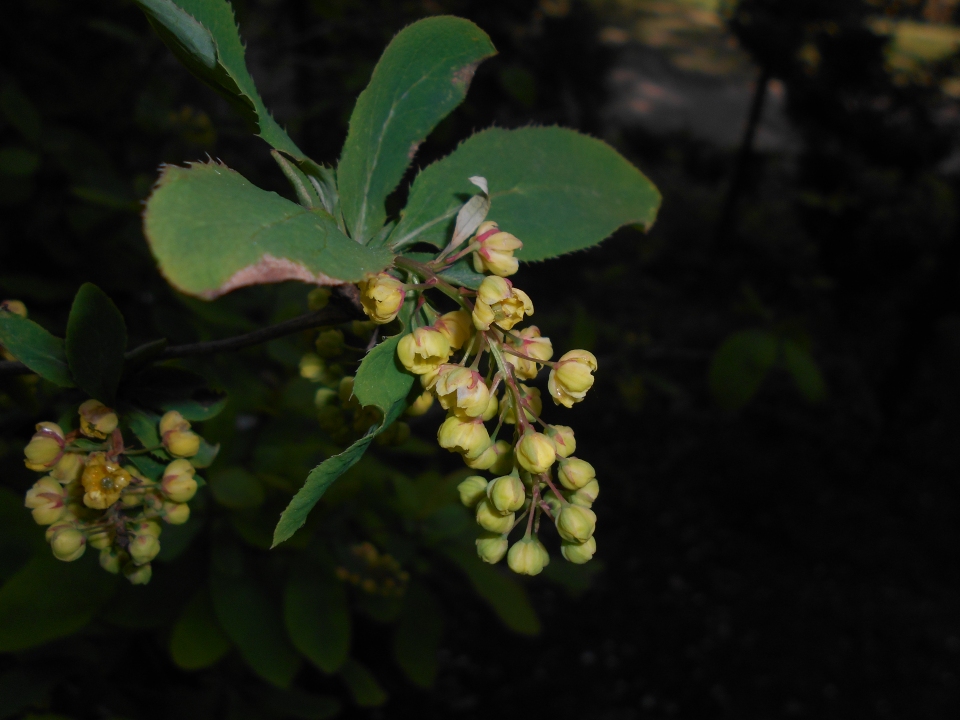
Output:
[
  {"xmin": 335, "ymin": 542, "xmax": 410, "ymax": 597},
  {"xmin": 358, "ymin": 220, "xmax": 599, "ymax": 575},
  {"xmin": 22, "ymin": 402, "xmax": 206, "ymax": 584}
]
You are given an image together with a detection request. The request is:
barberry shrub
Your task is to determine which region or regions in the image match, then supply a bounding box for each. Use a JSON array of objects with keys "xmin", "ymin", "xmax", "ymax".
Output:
[{"xmin": 0, "ymin": 0, "xmax": 659, "ymax": 704}]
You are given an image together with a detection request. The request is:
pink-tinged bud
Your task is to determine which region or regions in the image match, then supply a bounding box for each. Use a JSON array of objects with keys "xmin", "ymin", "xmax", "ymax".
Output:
[
  {"xmin": 397, "ymin": 327, "xmax": 451, "ymax": 375},
  {"xmin": 475, "ymin": 533, "xmax": 508, "ymax": 564},
  {"xmin": 568, "ymin": 478, "xmax": 599, "ymax": 508},
  {"xmin": 436, "ymin": 367, "xmax": 491, "ymax": 419},
  {"xmin": 472, "ymin": 222, "xmax": 523, "ymax": 277},
  {"xmin": 129, "ymin": 532, "xmax": 161, "ymax": 565},
  {"xmin": 80, "ymin": 454, "xmax": 132, "ymax": 509},
  {"xmin": 507, "ymin": 536, "xmax": 549, "ymax": 576},
  {"xmin": 507, "ymin": 326, "xmax": 553, "ymax": 380},
  {"xmin": 545, "ymin": 425, "xmax": 576, "ymax": 458},
  {"xmin": 24, "ymin": 477, "xmax": 66, "ymax": 525},
  {"xmin": 487, "ymin": 475, "xmax": 525, "ymax": 513},
  {"xmin": 50, "ymin": 527, "xmax": 86, "ymax": 562},
  {"xmin": 438, "ymin": 415, "xmax": 491, "ymax": 460},
  {"xmin": 50, "ymin": 452, "xmax": 85, "ymax": 484},
  {"xmin": 78, "ymin": 399, "xmax": 118, "ymax": 439},
  {"xmin": 160, "ymin": 411, "xmax": 201, "ymax": 458},
  {"xmin": 556, "ymin": 504, "xmax": 596, "ymax": 543},
  {"xmin": 433, "ymin": 310, "xmax": 473, "ymax": 350},
  {"xmin": 557, "ymin": 457, "xmax": 596, "ymax": 490},
  {"xmin": 23, "ymin": 422, "xmax": 65, "ymax": 472},
  {"xmin": 162, "ymin": 501, "xmax": 191, "ymax": 525},
  {"xmin": 500, "ymin": 384, "xmax": 542, "ymax": 425},
  {"xmin": 129, "ymin": 519, "xmax": 162, "ymax": 538},
  {"xmin": 358, "ymin": 273, "xmax": 405, "ymax": 324},
  {"xmin": 99, "ymin": 547, "xmax": 123, "ymax": 574},
  {"xmin": 1, "ymin": 299, "xmax": 27, "ymax": 317},
  {"xmin": 516, "ymin": 432, "xmax": 556, "ymax": 474},
  {"xmin": 405, "ymin": 390, "xmax": 434, "ymax": 417},
  {"xmin": 457, "ymin": 475, "xmax": 488, "ymax": 507},
  {"xmin": 548, "ymin": 350, "xmax": 597, "ymax": 408},
  {"xmin": 124, "ymin": 562, "xmax": 152, "ymax": 585},
  {"xmin": 561, "ymin": 536, "xmax": 596, "ymax": 564},
  {"xmin": 161, "ymin": 459, "xmax": 198, "ymax": 503},
  {"xmin": 475, "ymin": 499, "xmax": 515, "ymax": 534}
]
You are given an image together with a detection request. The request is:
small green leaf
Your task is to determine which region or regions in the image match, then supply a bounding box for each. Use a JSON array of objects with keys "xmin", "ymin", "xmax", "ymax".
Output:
[
  {"xmin": 210, "ymin": 568, "xmax": 300, "ymax": 688},
  {"xmin": 708, "ymin": 329, "xmax": 779, "ymax": 410},
  {"xmin": 126, "ymin": 409, "xmax": 162, "ymax": 448},
  {"xmin": 159, "ymin": 391, "xmax": 228, "ymax": 421},
  {"xmin": 339, "ymin": 658, "xmax": 387, "ymax": 707},
  {"xmin": 169, "ymin": 587, "xmax": 232, "ymax": 670},
  {"xmin": 283, "ymin": 565, "xmax": 351, "ymax": 674},
  {"xmin": 144, "ymin": 162, "xmax": 394, "ymax": 299},
  {"xmin": 272, "ymin": 396, "xmax": 407, "ymax": 547},
  {"xmin": 338, "ymin": 16, "xmax": 496, "ymax": 243},
  {"xmin": 125, "ymin": 454, "xmax": 167, "ymax": 482},
  {"xmin": 390, "ymin": 127, "xmax": 661, "ymax": 259},
  {"xmin": 443, "ymin": 547, "xmax": 540, "ymax": 635},
  {"xmin": 353, "ymin": 332, "xmax": 415, "ymax": 414},
  {"xmin": 781, "ymin": 338, "xmax": 827, "ymax": 404},
  {"xmin": 393, "ymin": 583, "xmax": 443, "ymax": 687},
  {"xmin": 0, "ymin": 553, "xmax": 118, "ymax": 652},
  {"xmin": 189, "ymin": 436, "xmax": 220, "ymax": 469},
  {"xmin": 65, "ymin": 283, "xmax": 127, "ymax": 403},
  {"xmin": 0, "ymin": 312, "xmax": 73, "ymax": 387},
  {"xmin": 209, "ymin": 467, "xmax": 264, "ymax": 509}
]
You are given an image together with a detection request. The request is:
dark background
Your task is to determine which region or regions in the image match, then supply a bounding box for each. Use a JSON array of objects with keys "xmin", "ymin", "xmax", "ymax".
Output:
[{"xmin": 1, "ymin": 0, "xmax": 960, "ymax": 718}]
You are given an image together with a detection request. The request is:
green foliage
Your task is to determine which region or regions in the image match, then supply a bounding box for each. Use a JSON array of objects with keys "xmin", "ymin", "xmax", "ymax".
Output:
[
  {"xmin": 782, "ymin": 338, "xmax": 827, "ymax": 403},
  {"xmin": 352, "ymin": 333, "xmax": 415, "ymax": 413},
  {"xmin": 65, "ymin": 283, "xmax": 127, "ymax": 404},
  {"xmin": 339, "ymin": 659, "xmax": 387, "ymax": 707},
  {"xmin": 169, "ymin": 588, "xmax": 232, "ymax": 670},
  {"xmin": 209, "ymin": 467, "xmax": 265, "ymax": 509},
  {"xmin": 393, "ymin": 583, "xmax": 443, "ymax": 687},
  {"xmin": 144, "ymin": 162, "xmax": 394, "ymax": 299},
  {"xmin": 390, "ymin": 127, "xmax": 661, "ymax": 258},
  {"xmin": 0, "ymin": 554, "xmax": 117, "ymax": 652},
  {"xmin": 709, "ymin": 329, "xmax": 779, "ymax": 410},
  {"xmin": 444, "ymin": 548, "xmax": 540, "ymax": 635},
  {"xmin": 338, "ymin": 17, "xmax": 496, "ymax": 243},
  {"xmin": 284, "ymin": 565, "xmax": 351, "ymax": 674},
  {"xmin": 0, "ymin": 313, "xmax": 73, "ymax": 387}
]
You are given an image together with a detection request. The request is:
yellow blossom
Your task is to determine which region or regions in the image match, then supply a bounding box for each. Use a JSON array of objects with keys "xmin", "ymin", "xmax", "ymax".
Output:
[
  {"xmin": 358, "ymin": 272, "xmax": 405, "ymax": 324},
  {"xmin": 23, "ymin": 422, "xmax": 65, "ymax": 472},
  {"xmin": 548, "ymin": 350, "xmax": 597, "ymax": 407},
  {"xmin": 397, "ymin": 327, "xmax": 451, "ymax": 375},
  {"xmin": 437, "ymin": 414, "xmax": 490, "ymax": 460},
  {"xmin": 472, "ymin": 221, "xmax": 523, "ymax": 277},
  {"xmin": 515, "ymin": 431, "xmax": 556, "ymax": 474},
  {"xmin": 78, "ymin": 400, "xmax": 118, "ymax": 439},
  {"xmin": 506, "ymin": 326, "xmax": 553, "ymax": 380},
  {"xmin": 433, "ymin": 309, "xmax": 473, "ymax": 350},
  {"xmin": 471, "ymin": 276, "xmax": 533, "ymax": 331},
  {"xmin": 435, "ymin": 366, "xmax": 490, "ymax": 418},
  {"xmin": 81, "ymin": 453, "xmax": 133, "ymax": 509}
]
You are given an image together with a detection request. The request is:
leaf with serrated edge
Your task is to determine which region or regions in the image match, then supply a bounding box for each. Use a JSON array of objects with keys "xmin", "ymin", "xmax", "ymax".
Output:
[
  {"xmin": 390, "ymin": 127, "xmax": 661, "ymax": 259},
  {"xmin": 338, "ymin": 17, "xmax": 496, "ymax": 243},
  {"xmin": 144, "ymin": 162, "xmax": 393, "ymax": 299},
  {"xmin": 353, "ymin": 333, "xmax": 415, "ymax": 415},
  {"xmin": 0, "ymin": 313, "xmax": 74, "ymax": 387}
]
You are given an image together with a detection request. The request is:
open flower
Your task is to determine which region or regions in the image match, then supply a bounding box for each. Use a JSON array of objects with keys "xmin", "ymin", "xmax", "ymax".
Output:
[
  {"xmin": 433, "ymin": 310, "xmax": 473, "ymax": 350},
  {"xmin": 472, "ymin": 276, "xmax": 533, "ymax": 332},
  {"xmin": 472, "ymin": 221, "xmax": 523, "ymax": 277},
  {"xmin": 435, "ymin": 366, "xmax": 490, "ymax": 418},
  {"xmin": 24, "ymin": 477, "xmax": 67, "ymax": 525},
  {"xmin": 81, "ymin": 453, "xmax": 133, "ymax": 509},
  {"xmin": 506, "ymin": 326, "xmax": 553, "ymax": 380},
  {"xmin": 358, "ymin": 272, "xmax": 405, "ymax": 324}
]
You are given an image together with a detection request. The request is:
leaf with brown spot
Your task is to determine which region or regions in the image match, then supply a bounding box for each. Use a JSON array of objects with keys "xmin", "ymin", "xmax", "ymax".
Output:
[{"xmin": 143, "ymin": 162, "xmax": 394, "ymax": 299}]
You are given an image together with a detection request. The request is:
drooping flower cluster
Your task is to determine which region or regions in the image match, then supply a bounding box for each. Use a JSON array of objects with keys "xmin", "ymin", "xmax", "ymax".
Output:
[
  {"xmin": 358, "ymin": 219, "xmax": 599, "ymax": 575},
  {"xmin": 22, "ymin": 402, "xmax": 206, "ymax": 584}
]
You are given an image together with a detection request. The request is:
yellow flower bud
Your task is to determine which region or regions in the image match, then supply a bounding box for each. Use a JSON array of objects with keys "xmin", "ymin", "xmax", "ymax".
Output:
[
  {"xmin": 457, "ymin": 475, "xmax": 488, "ymax": 507},
  {"xmin": 78, "ymin": 399, "xmax": 118, "ymax": 439},
  {"xmin": 314, "ymin": 387, "xmax": 337, "ymax": 409},
  {"xmin": 548, "ymin": 350, "xmax": 597, "ymax": 408},
  {"xmin": 130, "ymin": 519, "xmax": 162, "ymax": 538},
  {"xmin": 87, "ymin": 526, "xmax": 115, "ymax": 550},
  {"xmin": 436, "ymin": 367, "xmax": 491, "ymax": 419},
  {"xmin": 557, "ymin": 457, "xmax": 596, "ymax": 490},
  {"xmin": 471, "ymin": 277, "xmax": 533, "ymax": 332},
  {"xmin": 507, "ymin": 536, "xmax": 549, "ymax": 576},
  {"xmin": 506, "ymin": 326, "xmax": 553, "ymax": 380},
  {"xmin": 487, "ymin": 475, "xmax": 525, "ymax": 513},
  {"xmin": 405, "ymin": 390, "xmax": 434, "ymax": 417},
  {"xmin": 500, "ymin": 384, "xmax": 541, "ymax": 425},
  {"xmin": 545, "ymin": 425, "xmax": 576, "ymax": 458},
  {"xmin": 162, "ymin": 501, "xmax": 191, "ymax": 525},
  {"xmin": 464, "ymin": 439, "xmax": 513, "ymax": 473},
  {"xmin": 1, "ymin": 299, "xmax": 27, "ymax": 317},
  {"xmin": 556, "ymin": 504, "xmax": 596, "ymax": 543},
  {"xmin": 124, "ymin": 562, "xmax": 152, "ymax": 585},
  {"xmin": 23, "ymin": 422, "xmax": 65, "ymax": 472},
  {"xmin": 358, "ymin": 272, "xmax": 405, "ymax": 324},
  {"xmin": 561, "ymin": 536, "xmax": 596, "ymax": 564},
  {"xmin": 161, "ymin": 459, "xmax": 198, "ymax": 503},
  {"xmin": 50, "ymin": 452, "xmax": 84, "ymax": 484},
  {"xmin": 24, "ymin": 477, "xmax": 66, "ymax": 525},
  {"xmin": 160, "ymin": 411, "xmax": 201, "ymax": 458},
  {"xmin": 81, "ymin": 454, "xmax": 132, "ymax": 509},
  {"xmin": 300, "ymin": 353, "xmax": 326, "ymax": 381},
  {"xmin": 438, "ymin": 415, "xmax": 490, "ymax": 460},
  {"xmin": 433, "ymin": 310, "xmax": 473, "ymax": 350},
  {"xmin": 475, "ymin": 498, "xmax": 515, "ymax": 534},
  {"xmin": 50, "ymin": 527, "xmax": 86, "ymax": 562},
  {"xmin": 475, "ymin": 532, "xmax": 508, "ymax": 564},
  {"xmin": 568, "ymin": 478, "xmax": 599, "ymax": 508},
  {"xmin": 516, "ymin": 432, "xmax": 556, "ymax": 474},
  {"xmin": 472, "ymin": 222, "xmax": 523, "ymax": 277},
  {"xmin": 130, "ymin": 532, "xmax": 161, "ymax": 565},
  {"xmin": 315, "ymin": 328, "xmax": 345, "ymax": 358},
  {"xmin": 100, "ymin": 547, "xmax": 123, "ymax": 574},
  {"xmin": 397, "ymin": 327, "xmax": 451, "ymax": 375}
]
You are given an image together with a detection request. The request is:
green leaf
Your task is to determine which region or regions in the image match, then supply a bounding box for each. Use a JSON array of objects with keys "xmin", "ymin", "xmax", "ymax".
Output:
[
  {"xmin": 353, "ymin": 332, "xmax": 415, "ymax": 414},
  {"xmin": 65, "ymin": 283, "xmax": 127, "ymax": 403},
  {"xmin": 393, "ymin": 583, "xmax": 443, "ymax": 687},
  {"xmin": 0, "ymin": 553, "xmax": 118, "ymax": 652},
  {"xmin": 170, "ymin": 588, "xmax": 232, "ymax": 670},
  {"xmin": 271, "ymin": 397, "xmax": 408, "ymax": 547},
  {"xmin": 159, "ymin": 391, "xmax": 228, "ymax": 421},
  {"xmin": 126, "ymin": 408, "xmax": 162, "ymax": 448},
  {"xmin": 209, "ymin": 467, "xmax": 265, "ymax": 509},
  {"xmin": 283, "ymin": 565, "xmax": 351, "ymax": 674},
  {"xmin": 0, "ymin": 312, "xmax": 73, "ymax": 387},
  {"xmin": 781, "ymin": 338, "xmax": 827, "ymax": 404},
  {"xmin": 134, "ymin": 0, "xmax": 301, "ymax": 155},
  {"xmin": 126, "ymin": 454, "xmax": 167, "ymax": 481},
  {"xmin": 189, "ymin": 436, "xmax": 220, "ymax": 469},
  {"xmin": 209, "ymin": 568, "xmax": 301, "ymax": 688},
  {"xmin": 708, "ymin": 329, "xmax": 779, "ymax": 410},
  {"xmin": 390, "ymin": 127, "xmax": 661, "ymax": 259},
  {"xmin": 443, "ymin": 547, "xmax": 540, "ymax": 635},
  {"xmin": 339, "ymin": 659, "xmax": 387, "ymax": 707},
  {"xmin": 338, "ymin": 16, "xmax": 496, "ymax": 243},
  {"xmin": 144, "ymin": 162, "xmax": 394, "ymax": 299}
]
